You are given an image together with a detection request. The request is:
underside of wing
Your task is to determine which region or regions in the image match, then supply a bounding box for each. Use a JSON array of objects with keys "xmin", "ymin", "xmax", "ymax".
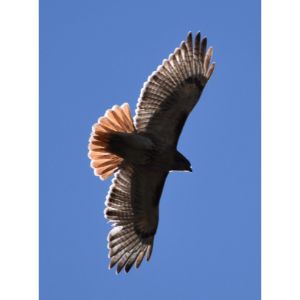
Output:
[
  {"xmin": 105, "ymin": 165, "xmax": 168, "ymax": 273},
  {"xmin": 134, "ymin": 32, "xmax": 215, "ymax": 146}
]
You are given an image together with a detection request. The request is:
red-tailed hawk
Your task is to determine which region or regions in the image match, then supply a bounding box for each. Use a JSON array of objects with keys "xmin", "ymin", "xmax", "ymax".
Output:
[{"xmin": 88, "ymin": 32, "xmax": 215, "ymax": 273}]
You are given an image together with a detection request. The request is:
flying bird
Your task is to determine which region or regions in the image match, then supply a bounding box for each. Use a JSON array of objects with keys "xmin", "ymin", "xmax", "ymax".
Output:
[{"xmin": 88, "ymin": 32, "xmax": 215, "ymax": 273}]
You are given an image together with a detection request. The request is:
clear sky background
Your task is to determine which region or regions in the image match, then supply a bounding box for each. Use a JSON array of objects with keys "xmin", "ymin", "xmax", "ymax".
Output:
[{"xmin": 40, "ymin": 0, "xmax": 260, "ymax": 299}]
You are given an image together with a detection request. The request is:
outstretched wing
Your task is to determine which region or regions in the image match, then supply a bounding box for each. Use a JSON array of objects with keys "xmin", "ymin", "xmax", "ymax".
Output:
[
  {"xmin": 105, "ymin": 165, "xmax": 168, "ymax": 273},
  {"xmin": 134, "ymin": 32, "xmax": 215, "ymax": 146}
]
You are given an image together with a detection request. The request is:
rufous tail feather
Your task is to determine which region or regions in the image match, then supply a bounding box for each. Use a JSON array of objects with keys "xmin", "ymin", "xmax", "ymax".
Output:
[{"xmin": 88, "ymin": 103, "xmax": 135, "ymax": 180}]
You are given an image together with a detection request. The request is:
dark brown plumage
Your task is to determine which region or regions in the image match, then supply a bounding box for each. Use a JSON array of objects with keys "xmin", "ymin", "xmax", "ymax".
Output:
[{"xmin": 88, "ymin": 32, "xmax": 215, "ymax": 273}]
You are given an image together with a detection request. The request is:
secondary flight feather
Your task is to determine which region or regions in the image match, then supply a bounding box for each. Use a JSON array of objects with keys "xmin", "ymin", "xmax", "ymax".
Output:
[{"xmin": 88, "ymin": 32, "xmax": 215, "ymax": 273}]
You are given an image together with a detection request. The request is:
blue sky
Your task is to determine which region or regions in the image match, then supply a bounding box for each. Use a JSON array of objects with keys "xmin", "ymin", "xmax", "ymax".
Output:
[{"xmin": 40, "ymin": 0, "xmax": 260, "ymax": 299}]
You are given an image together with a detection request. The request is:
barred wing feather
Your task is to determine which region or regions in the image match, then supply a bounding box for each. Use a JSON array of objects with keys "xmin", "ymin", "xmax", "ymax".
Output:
[
  {"xmin": 134, "ymin": 32, "xmax": 215, "ymax": 146},
  {"xmin": 105, "ymin": 165, "xmax": 168, "ymax": 273}
]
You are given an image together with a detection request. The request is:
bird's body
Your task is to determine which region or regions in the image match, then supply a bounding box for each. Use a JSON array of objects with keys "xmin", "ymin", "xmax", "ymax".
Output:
[
  {"xmin": 88, "ymin": 32, "xmax": 215, "ymax": 273},
  {"xmin": 108, "ymin": 132, "xmax": 190, "ymax": 172}
]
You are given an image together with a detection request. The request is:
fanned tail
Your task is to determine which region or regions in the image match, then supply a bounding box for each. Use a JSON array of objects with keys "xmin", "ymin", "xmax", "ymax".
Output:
[{"xmin": 88, "ymin": 103, "xmax": 135, "ymax": 180}]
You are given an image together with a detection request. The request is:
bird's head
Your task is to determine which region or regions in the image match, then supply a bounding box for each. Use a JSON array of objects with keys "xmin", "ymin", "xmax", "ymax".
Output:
[{"xmin": 172, "ymin": 150, "xmax": 192, "ymax": 172}]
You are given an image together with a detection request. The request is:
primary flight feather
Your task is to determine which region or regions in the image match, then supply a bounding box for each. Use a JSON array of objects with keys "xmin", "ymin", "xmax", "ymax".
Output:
[{"xmin": 88, "ymin": 32, "xmax": 215, "ymax": 273}]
